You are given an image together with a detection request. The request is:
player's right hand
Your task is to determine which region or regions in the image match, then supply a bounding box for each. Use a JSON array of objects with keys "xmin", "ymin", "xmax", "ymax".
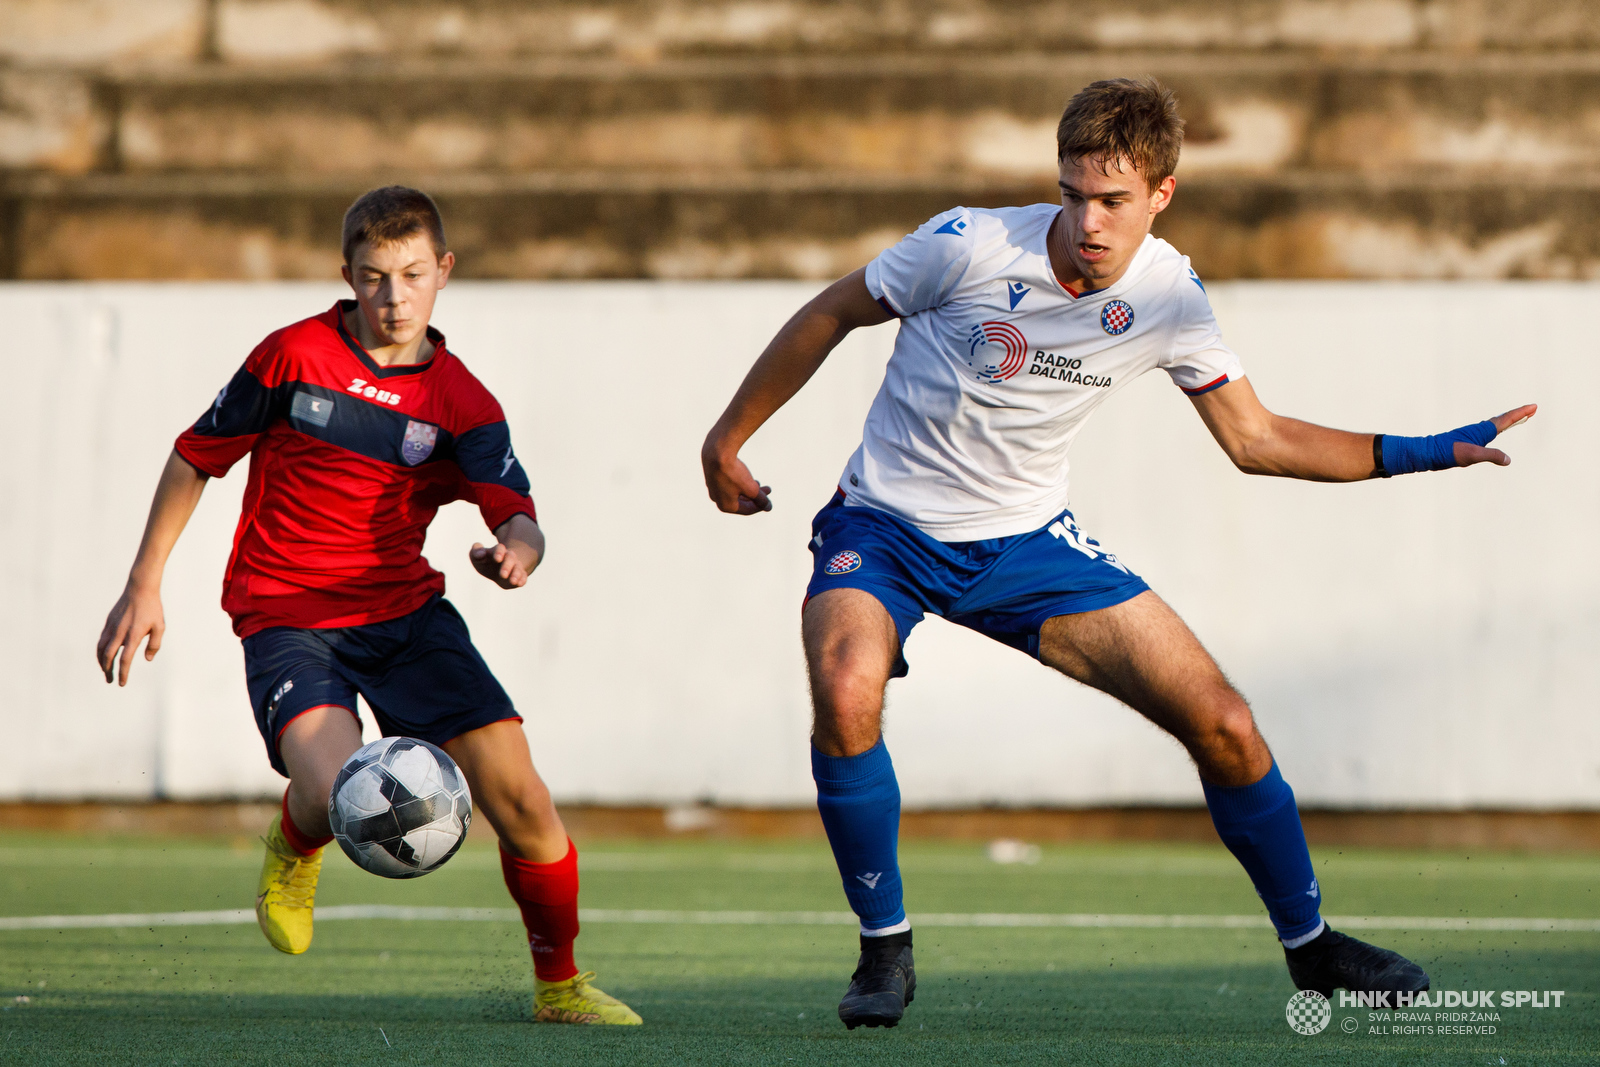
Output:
[
  {"xmin": 96, "ymin": 584, "xmax": 165, "ymax": 686},
  {"xmin": 702, "ymin": 445, "xmax": 773, "ymax": 516},
  {"xmin": 1454, "ymin": 403, "xmax": 1538, "ymax": 467}
]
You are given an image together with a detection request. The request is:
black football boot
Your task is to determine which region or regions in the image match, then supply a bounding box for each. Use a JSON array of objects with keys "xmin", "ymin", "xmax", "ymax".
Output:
[
  {"xmin": 1285, "ymin": 926, "xmax": 1430, "ymax": 996},
  {"xmin": 838, "ymin": 930, "xmax": 916, "ymax": 1029}
]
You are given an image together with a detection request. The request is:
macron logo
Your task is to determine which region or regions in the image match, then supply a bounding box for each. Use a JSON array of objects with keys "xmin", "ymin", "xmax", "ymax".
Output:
[
  {"xmin": 1007, "ymin": 281, "xmax": 1031, "ymax": 310},
  {"xmin": 933, "ymin": 213, "xmax": 970, "ymax": 236},
  {"xmin": 856, "ymin": 872, "xmax": 882, "ymax": 889}
]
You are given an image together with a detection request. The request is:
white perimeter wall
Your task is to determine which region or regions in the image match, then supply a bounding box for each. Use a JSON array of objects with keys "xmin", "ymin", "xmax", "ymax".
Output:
[{"xmin": 1, "ymin": 281, "xmax": 1595, "ymax": 808}]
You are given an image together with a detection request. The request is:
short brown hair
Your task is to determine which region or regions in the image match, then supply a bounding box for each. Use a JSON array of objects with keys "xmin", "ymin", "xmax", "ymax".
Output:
[
  {"xmin": 1056, "ymin": 78, "xmax": 1184, "ymax": 189},
  {"xmin": 341, "ymin": 185, "xmax": 447, "ymax": 264}
]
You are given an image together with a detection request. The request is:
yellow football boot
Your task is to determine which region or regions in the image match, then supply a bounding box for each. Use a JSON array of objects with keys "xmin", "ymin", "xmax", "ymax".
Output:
[
  {"xmin": 532, "ymin": 972, "xmax": 643, "ymax": 1025},
  {"xmin": 255, "ymin": 814, "xmax": 323, "ymax": 955}
]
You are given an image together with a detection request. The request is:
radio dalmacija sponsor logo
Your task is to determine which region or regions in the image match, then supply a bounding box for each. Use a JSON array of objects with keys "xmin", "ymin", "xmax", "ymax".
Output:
[{"xmin": 969, "ymin": 318, "xmax": 1119, "ymax": 389}]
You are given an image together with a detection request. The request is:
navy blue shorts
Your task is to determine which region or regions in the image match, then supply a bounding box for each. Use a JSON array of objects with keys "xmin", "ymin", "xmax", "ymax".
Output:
[
  {"xmin": 806, "ymin": 493, "xmax": 1149, "ymax": 676},
  {"xmin": 242, "ymin": 595, "xmax": 520, "ymax": 777}
]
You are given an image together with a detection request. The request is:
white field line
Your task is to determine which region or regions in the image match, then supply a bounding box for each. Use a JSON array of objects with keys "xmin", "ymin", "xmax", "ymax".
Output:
[{"xmin": 0, "ymin": 906, "xmax": 1597, "ymax": 934}]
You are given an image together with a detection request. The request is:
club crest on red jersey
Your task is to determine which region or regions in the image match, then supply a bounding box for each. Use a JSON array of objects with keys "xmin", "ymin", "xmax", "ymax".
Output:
[
  {"xmin": 401, "ymin": 420, "xmax": 438, "ymax": 466},
  {"xmin": 966, "ymin": 321, "xmax": 1028, "ymax": 382},
  {"xmin": 824, "ymin": 550, "xmax": 863, "ymax": 575},
  {"xmin": 1100, "ymin": 300, "xmax": 1134, "ymax": 335}
]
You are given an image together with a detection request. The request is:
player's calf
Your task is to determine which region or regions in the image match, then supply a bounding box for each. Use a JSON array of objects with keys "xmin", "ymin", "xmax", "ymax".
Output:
[
  {"xmin": 256, "ymin": 708, "xmax": 358, "ymax": 955},
  {"xmin": 448, "ymin": 720, "xmax": 643, "ymax": 1024},
  {"xmin": 278, "ymin": 705, "xmax": 364, "ymax": 839},
  {"xmin": 1203, "ymin": 760, "xmax": 1325, "ymax": 946}
]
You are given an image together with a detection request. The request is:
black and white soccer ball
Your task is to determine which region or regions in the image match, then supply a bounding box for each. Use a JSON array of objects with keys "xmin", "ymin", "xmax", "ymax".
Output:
[{"xmin": 328, "ymin": 737, "xmax": 472, "ymax": 878}]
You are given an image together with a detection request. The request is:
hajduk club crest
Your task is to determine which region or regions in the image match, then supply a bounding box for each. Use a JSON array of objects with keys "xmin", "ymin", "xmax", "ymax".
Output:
[
  {"xmin": 824, "ymin": 550, "xmax": 863, "ymax": 575},
  {"xmin": 1100, "ymin": 299, "xmax": 1134, "ymax": 335}
]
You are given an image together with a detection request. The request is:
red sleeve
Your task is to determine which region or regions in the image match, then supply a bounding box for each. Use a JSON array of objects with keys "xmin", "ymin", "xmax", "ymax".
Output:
[
  {"xmin": 444, "ymin": 366, "xmax": 537, "ymax": 532},
  {"xmin": 175, "ymin": 335, "xmax": 292, "ymax": 478},
  {"xmin": 175, "ymin": 427, "xmax": 255, "ymax": 478},
  {"xmin": 459, "ymin": 476, "xmax": 537, "ymax": 533}
]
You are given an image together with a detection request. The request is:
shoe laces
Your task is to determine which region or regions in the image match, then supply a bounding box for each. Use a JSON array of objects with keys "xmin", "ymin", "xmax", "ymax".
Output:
[
  {"xmin": 543, "ymin": 972, "xmax": 614, "ymax": 1008},
  {"xmin": 262, "ymin": 836, "xmax": 319, "ymax": 909},
  {"xmin": 1333, "ymin": 935, "xmax": 1398, "ymax": 974},
  {"xmin": 852, "ymin": 943, "xmax": 907, "ymax": 983}
]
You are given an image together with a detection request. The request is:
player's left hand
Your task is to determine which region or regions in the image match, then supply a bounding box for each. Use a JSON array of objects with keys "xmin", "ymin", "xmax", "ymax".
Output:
[
  {"xmin": 470, "ymin": 542, "xmax": 528, "ymax": 589},
  {"xmin": 1455, "ymin": 404, "xmax": 1537, "ymax": 467}
]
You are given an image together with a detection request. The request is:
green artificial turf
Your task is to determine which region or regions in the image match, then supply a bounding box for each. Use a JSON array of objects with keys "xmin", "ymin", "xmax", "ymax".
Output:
[{"xmin": 0, "ymin": 832, "xmax": 1595, "ymax": 1065}]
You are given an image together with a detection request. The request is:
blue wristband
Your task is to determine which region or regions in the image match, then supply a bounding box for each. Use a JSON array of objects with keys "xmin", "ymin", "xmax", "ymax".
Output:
[{"xmin": 1378, "ymin": 420, "xmax": 1497, "ymax": 476}]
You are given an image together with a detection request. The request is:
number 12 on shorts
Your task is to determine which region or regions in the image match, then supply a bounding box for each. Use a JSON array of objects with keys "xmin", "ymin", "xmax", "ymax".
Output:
[{"xmin": 1048, "ymin": 517, "xmax": 1131, "ymax": 574}]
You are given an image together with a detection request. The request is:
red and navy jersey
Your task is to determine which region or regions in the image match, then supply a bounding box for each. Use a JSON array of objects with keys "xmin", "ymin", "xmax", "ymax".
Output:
[{"xmin": 175, "ymin": 301, "xmax": 536, "ymax": 638}]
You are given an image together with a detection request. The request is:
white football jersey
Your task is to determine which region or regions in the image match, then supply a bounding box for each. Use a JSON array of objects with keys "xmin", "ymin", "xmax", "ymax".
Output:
[{"xmin": 844, "ymin": 203, "xmax": 1243, "ymax": 541}]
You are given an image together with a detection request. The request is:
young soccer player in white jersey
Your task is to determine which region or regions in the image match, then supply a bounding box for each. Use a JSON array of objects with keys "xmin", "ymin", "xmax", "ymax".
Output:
[{"xmin": 702, "ymin": 78, "xmax": 1536, "ymax": 1029}]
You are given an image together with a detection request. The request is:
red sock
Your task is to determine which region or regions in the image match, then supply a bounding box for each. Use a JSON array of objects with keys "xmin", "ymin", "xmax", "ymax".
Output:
[
  {"xmin": 279, "ymin": 791, "xmax": 333, "ymax": 856},
  {"xmin": 501, "ymin": 840, "xmax": 580, "ymax": 982}
]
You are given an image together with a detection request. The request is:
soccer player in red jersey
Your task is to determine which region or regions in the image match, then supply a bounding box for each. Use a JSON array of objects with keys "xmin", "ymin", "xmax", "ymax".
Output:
[{"xmin": 95, "ymin": 186, "xmax": 640, "ymax": 1026}]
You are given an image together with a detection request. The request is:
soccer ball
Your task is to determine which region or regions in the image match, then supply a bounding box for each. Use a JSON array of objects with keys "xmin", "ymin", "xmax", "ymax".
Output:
[{"xmin": 328, "ymin": 737, "xmax": 472, "ymax": 878}]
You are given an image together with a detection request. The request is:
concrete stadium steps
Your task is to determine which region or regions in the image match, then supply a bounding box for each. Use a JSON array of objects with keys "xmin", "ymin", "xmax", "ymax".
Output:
[
  {"xmin": 79, "ymin": 54, "xmax": 1600, "ymax": 179},
  {"xmin": 4, "ymin": 0, "xmax": 1599, "ymax": 278},
  {"xmin": 7, "ymin": 0, "xmax": 1600, "ymax": 64},
  {"xmin": 7, "ymin": 170, "xmax": 1599, "ymax": 280},
  {"xmin": 198, "ymin": 0, "xmax": 1600, "ymax": 59}
]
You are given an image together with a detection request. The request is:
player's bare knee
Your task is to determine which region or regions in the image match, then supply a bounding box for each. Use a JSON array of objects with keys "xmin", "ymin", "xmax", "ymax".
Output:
[
  {"xmin": 1192, "ymin": 697, "xmax": 1267, "ymax": 781},
  {"xmin": 485, "ymin": 774, "xmax": 551, "ymax": 827},
  {"xmin": 815, "ymin": 657, "xmax": 883, "ymax": 710},
  {"xmin": 811, "ymin": 653, "xmax": 884, "ymax": 727},
  {"xmin": 488, "ymin": 780, "xmax": 567, "ymax": 861},
  {"xmin": 810, "ymin": 669, "xmax": 883, "ymax": 757}
]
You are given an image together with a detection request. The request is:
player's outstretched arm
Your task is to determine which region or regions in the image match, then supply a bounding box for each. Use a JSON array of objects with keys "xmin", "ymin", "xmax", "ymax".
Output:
[
  {"xmin": 1189, "ymin": 378, "xmax": 1536, "ymax": 482},
  {"xmin": 470, "ymin": 512, "xmax": 544, "ymax": 589},
  {"xmin": 702, "ymin": 267, "xmax": 893, "ymax": 515},
  {"xmin": 96, "ymin": 450, "xmax": 209, "ymax": 685}
]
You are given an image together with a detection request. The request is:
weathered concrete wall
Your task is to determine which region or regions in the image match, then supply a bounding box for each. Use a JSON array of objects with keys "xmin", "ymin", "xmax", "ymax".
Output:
[
  {"xmin": 2, "ymin": 1, "xmax": 1598, "ymax": 279},
  {"xmin": 0, "ymin": 281, "xmax": 1592, "ymax": 808}
]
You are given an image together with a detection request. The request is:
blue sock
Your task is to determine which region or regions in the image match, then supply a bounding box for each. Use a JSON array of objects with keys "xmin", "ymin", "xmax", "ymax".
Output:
[
  {"xmin": 812, "ymin": 740, "xmax": 907, "ymax": 933},
  {"xmin": 1202, "ymin": 761, "xmax": 1324, "ymax": 944}
]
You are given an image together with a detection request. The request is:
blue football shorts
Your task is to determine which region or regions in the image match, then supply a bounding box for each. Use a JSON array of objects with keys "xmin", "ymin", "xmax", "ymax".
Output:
[
  {"xmin": 805, "ymin": 492, "xmax": 1150, "ymax": 677},
  {"xmin": 241, "ymin": 595, "xmax": 520, "ymax": 777}
]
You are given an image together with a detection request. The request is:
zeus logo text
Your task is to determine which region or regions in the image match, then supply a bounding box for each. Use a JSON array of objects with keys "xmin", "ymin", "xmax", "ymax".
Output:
[
  {"xmin": 348, "ymin": 379, "xmax": 403, "ymax": 405},
  {"xmin": 1028, "ymin": 351, "xmax": 1113, "ymax": 388}
]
